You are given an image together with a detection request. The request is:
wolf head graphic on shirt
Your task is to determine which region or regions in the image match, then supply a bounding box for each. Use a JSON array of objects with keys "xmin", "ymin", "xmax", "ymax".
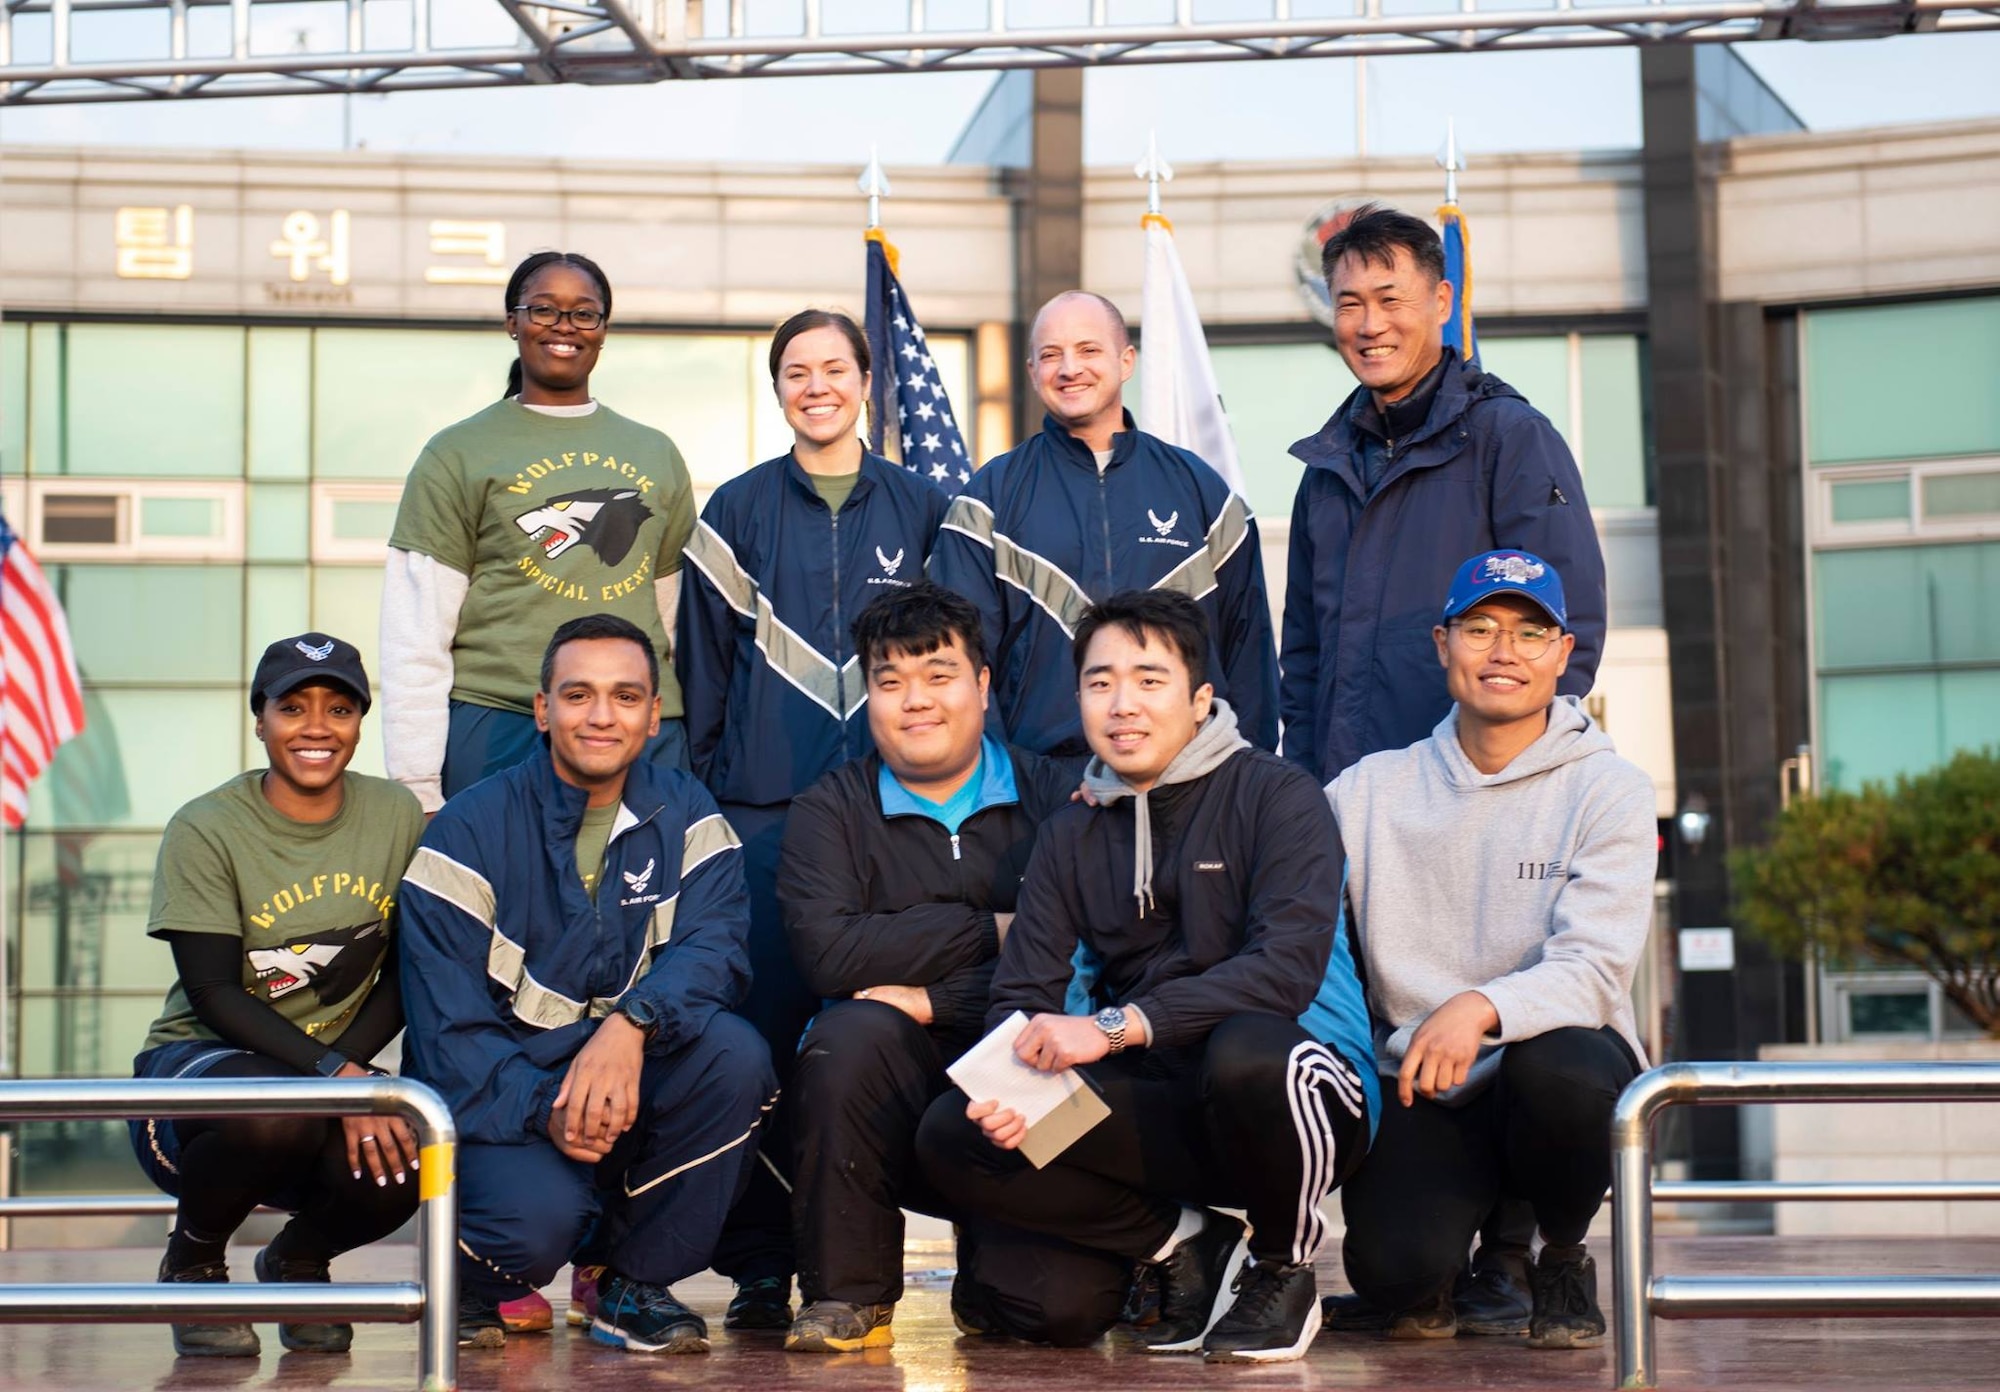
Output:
[
  {"xmin": 246, "ymin": 921, "xmax": 384, "ymax": 1006},
  {"xmin": 514, "ymin": 488, "xmax": 649, "ymax": 566}
]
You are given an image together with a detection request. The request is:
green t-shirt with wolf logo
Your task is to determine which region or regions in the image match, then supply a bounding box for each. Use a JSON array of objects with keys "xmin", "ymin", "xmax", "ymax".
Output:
[
  {"xmin": 389, "ymin": 400, "xmax": 696, "ymax": 717},
  {"xmin": 143, "ymin": 771, "xmax": 425, "ymax": 1051}
]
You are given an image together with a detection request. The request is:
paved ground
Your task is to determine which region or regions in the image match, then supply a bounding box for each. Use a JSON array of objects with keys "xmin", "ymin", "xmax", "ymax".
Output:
[{"xmin": 1, "ymin": 1237, "xmax": 1996, "ymax": 1390}]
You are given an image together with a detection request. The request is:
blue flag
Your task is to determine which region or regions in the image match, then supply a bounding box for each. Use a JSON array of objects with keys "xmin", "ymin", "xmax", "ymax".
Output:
[
  {"xmin": 1438, "ymin": 202, "xmax": 1478, "ymax": 367},
  {"xmin": 865, "ymin": 233, "xmax": 972, "ymax": 495}
]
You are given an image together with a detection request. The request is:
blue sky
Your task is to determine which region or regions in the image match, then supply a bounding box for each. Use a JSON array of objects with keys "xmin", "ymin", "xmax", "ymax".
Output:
[{"xmin": 0, "ymin": 21, "xmax": 1994, "ymax": 168}]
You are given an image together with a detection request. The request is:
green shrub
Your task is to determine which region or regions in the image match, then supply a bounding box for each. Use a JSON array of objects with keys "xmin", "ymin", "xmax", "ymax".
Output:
[{"xmin": 1733, "ymin": 749, "xmax": 2000, "ymax": 1038}]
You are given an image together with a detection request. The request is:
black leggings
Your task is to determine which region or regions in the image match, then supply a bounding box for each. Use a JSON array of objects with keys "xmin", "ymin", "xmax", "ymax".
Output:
[
  {"xmin": 1340, "ymin": 1026, "xmax": 1639, "ymax": 1313},
  {"xmin": 168, "ymin": 1053, "xmax": 417, "ymax": 1263}
]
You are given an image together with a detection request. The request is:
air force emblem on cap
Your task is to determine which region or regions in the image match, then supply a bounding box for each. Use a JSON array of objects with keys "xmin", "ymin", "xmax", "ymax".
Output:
[
  {"xmin": 295, "ymin": 638, "xmax": 335, "ymax": 662},
  {"xmin": 1482, "ymin": 554, "xmax": 1545, "ymax": 586}
]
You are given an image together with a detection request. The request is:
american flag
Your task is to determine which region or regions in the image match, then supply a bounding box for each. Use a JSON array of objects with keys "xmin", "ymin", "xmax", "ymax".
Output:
[
  {"xmin": 864, "ymin": 234, "xmax": 972, "ymax": 496},
  {"xmin": 0, "ymin": 514, "xmax": 86, "ymax": 827}
]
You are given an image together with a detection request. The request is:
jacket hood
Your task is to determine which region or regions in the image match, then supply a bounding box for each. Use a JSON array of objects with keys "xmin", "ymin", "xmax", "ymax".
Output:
[
  {"xmin": 1290, "ymin": 349, "xmax": 1522, "ymax": 475},
  {"xmin": 1430, "ymin": 695, "xmax": 1615, "ymax": 790}
]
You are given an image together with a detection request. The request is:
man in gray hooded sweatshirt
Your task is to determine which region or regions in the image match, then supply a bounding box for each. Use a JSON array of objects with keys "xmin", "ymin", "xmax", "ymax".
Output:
[{"xmin": 1327, "ymin": 549, "xmax": 1656, "ymax": 1350}]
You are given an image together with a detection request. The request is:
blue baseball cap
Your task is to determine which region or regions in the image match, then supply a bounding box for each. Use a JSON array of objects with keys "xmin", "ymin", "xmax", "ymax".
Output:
[{"xmin": 1441, "ymin": 550, "xmax": 1567, "ymax": 628}]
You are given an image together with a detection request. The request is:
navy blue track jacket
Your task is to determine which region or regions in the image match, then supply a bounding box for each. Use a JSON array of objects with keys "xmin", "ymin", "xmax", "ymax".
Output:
[
  {"xmin": 397, "ymin": 755, "xmax": 752, "ymax": 1145},
  {"xmin": 927, "ymin": 413, "xmax": 1278, "ymax": 756},
  {"xmin": 1280, "ymin": 352, "xmax": 1606, "ymax": 784},
  {"xmin": 677, "ymin": 451, "xmax": 949, "ymax": 809}
]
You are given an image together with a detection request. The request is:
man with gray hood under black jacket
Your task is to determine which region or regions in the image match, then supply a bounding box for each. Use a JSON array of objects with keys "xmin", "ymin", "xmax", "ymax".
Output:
[
  {"xmin": 918, "ymin": 589, "xmax": 1374, "ymax": 1365},
  {"xmin": 1328, "ymin": 549, "xmax": 1656, "ymax": 1353}
]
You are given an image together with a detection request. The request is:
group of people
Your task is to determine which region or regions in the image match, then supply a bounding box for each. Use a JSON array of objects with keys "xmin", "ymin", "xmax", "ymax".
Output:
[{"xmin": 128, "ymin": 204, "xmax": 1654, "ymax": 1368}]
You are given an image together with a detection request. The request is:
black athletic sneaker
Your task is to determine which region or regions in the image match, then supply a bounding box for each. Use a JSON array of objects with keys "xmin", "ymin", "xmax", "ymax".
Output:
[
  {"xmin": 1202, "ymin": 1259, "xmax": 1321, "ymax": 1364},
  {"xmin": 1455, "ymin": 1245, "xmax": 1534, "ymax": 1336},
  {"xmin": 1117, "ymin": 1262, "xmax": 1162, "ymax": 1329},
  {"xmin": 1527, "ymin": 1248, "xmax": 1606, "ymax": 1349},
  {"xmin": 457, "ymin": 1292, "xmax": 506, "ymax": 1350},
  {"xmin": 723, "ymin": 1274, "xmax": 794, "ymax": 1331},
  {"xmin": 591, "ymin": 1271, "xmax": 710, "ymax": 1354},
  {"xmin": 159, "ymin": 1249, "xmax": 260, "ymax": 1359},
  {"xmin": 1139, "ymin": 1210, "xmax": 1248, "ymax": 1354},
  {"xmin": 254, "ymin": 1241, "xmax": 352, "ymax": 1354},
  {"xmin": 1385, "ymin": 1284, "xmax": 1457, "ymax": 1340},
  {"xmin": 949, "ymin": 1271, "xmax": 1003, "ymax": 1338},
  {"xmin": 1319, "ymin": 1290, "xmax": 1393, "ymax": 1333},
  {"xmin": 784, "ymin": 1300, "xmax": 895, "ymax": 1352}
]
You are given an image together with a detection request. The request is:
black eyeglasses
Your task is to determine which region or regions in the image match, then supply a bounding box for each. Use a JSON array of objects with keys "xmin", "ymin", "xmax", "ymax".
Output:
[
  {"xmin": 512, "ymin": 304, "xmax": 605, "ymax": 331},
  {"xmin": 1448, "ymin": 617, "xmax": 1561, "ymax": 659}
]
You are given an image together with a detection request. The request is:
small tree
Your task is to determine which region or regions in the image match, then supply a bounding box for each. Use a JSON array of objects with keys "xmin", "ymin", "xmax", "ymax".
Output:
[{"xmin": 1734, "ymin": 748, "xmax": 2000, "ymax": 1038}]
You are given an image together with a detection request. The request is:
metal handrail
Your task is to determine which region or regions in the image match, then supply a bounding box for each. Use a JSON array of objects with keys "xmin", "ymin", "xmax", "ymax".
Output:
[
  {"xmin": 1612, "ymin": 1060, "xmax": 2000, "ymax": 1390},
  {"xmin": 0, "ymin": 1077, "xmax": 457, "ymax": 1392}
]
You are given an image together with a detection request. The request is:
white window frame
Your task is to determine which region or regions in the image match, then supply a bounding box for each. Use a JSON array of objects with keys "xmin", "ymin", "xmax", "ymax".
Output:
[
  {"xmin": 1823, "ymin": 968, "xmax": 1986, "ymax": 1044},
  {"xmin": 2, "ymin": 477, "xmax": 245, "ymax": 562},
  {"xmin": 1811, "ymin": 455, "xmax": 2000, "ymax": 548},
  {"xmin": 311, "ymin": 482, "xmax": 406, "ymax": 564}
]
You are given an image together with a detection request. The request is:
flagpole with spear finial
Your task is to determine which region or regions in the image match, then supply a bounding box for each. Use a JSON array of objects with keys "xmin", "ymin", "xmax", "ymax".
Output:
[
  {"xmin": 1435, "ymin": 116, "xmax": 1477, "ymax": 366},
  {"xmin": 859, "ymin": 143, "xmax": 891, "ymax": 232},
  {"xmin": 1135, "ymin": 128, "xmax": 1174, "ymax": 225},
  {"xmin": 1439, "ymin": 116, "xmax": 1463, "ymax": 207}
]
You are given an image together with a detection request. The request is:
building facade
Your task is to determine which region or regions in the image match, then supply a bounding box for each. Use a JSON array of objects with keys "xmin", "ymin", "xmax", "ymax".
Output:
[{"xmin": 0, "ymin": 95, "xmax": 1996, "ymax": 1200}]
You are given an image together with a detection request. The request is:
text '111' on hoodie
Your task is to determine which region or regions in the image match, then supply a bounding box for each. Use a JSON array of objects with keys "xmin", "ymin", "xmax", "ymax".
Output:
[{"xmin": 1327, "ymin": 695, "xmax": 1657, "ymax": 1096}]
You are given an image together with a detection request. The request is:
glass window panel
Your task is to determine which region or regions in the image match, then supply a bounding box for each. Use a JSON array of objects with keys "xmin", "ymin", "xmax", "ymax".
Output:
[
  {"xmin": 312, "ymin": 328, "xmax": 502, "ymax": 480},
  {"xmin": 1813, "ymin": 542, "xmax": 2000, "ymax": 670},
  {"xmin": 15, "ymin": 831, "xmax": 164, "ymax": 992},
  {"xmin": 28, "ymin": 323, "xmax": 63, "ymax": 475},
  {"xmin": 14, "ymin": 1117, "xmax": 146, "ymax": 1195},
  {"xmin": 1818, "ymin": 672, "xmax": 1941, "ymax": 790},
  {"xmin": 26, "ymin": 688, "xmax": 249, "ymax": 831},
  {"xmin": 1208, "ymin": 342, "xmax": 1356, "ymax": 521},
  {"xmin": 1830, "ymin": 478, "xmax": 1910, "ymax": 524},
  {"xmin": 3, "ymin": 321, "xmax": 26, "ymax": 475},
  {"xmin": 42, "ymin": 493, "xmax": 123, "ymax": 545},
  {"xmin": 1579, "ymin": 335, "xmax": 1649, "ymax": 507},
  {"xmin": 64, "ymin": 325, "xmax": 246, "ymax": 478},
  {"xmin": 247, "ymin": 482, "xmax": 311, "ymax": 562},
  {"xmin": 1848, "ymin": 990, "xmax": 1932, "ymax": 1037},
  {"xmin": 331, "ymin": 496, "xmax": 399, "ymax": 541},
  {"xmin": 1476, "ymin": 336, "xmax": 1573, "ymax": 452},
  {"xmin": 248, "ymin": 326, "xmax": 312, "ymax": 479},
  {"xmin": 1807, "ymin": 298, "xmax": 2000, "ymax": 465},
  {"xmin": 15, "ymin": 994, "xmax": 165, "ymax": 1083},
  {"xmin": 1941, "ymin": 669, "xmax": 2000, "ymax": 764},
  {"xmin": 139, "ymin": 495, "xmax": 222, "ymax": 539},
  {"xmin": 1922, "ymin": 469, "xmax": 2000, "ymax": 520},
  {"xmin": 243, "ymin": 566, "xmax": 314, "ymax": 682},
  {"xmin": 56, "ymin": 564, "xmax": 242, "ymax": 683},
  {"xmin": 588, "ymin": 333, "xmax": 756, "ymax": 491},
  {"xmin": 312, "ymin": 567, "xmax": 388, "ymax": 779}
]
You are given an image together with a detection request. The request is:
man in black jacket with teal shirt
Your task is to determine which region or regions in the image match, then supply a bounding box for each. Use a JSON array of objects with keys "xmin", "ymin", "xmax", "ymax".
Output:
[
  {"xmin": 775, "ymin": 582, "xmax": 1083, "ymax": 1354},
  {"xmin": 916, "ymin": 589, "xmax": 1374, "ymax": 1364}
]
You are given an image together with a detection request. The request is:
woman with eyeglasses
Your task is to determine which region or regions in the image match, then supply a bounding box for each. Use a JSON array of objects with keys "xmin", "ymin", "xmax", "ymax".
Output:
[
  {"xmin": 674, "ymin": 308, "xmax": 950, "ymax": 1337},
  {"xmin": 380, "ymin": 250, "xmax": 698, "ymax": 824}
]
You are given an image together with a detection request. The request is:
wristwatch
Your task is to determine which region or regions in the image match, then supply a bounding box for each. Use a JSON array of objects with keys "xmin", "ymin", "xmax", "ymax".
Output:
[
  {"xmin": 617, "ymin": 995, "xmax": 660, "ymax": 1042},
  {"xmin": 1094, "ymin": 1006, "xmax": 1129, "ymax": 1054}
]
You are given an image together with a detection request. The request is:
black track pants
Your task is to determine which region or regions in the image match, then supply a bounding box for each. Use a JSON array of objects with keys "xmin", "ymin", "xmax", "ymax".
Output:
[
  {"xmin": 916, "ymin": 1012, "xmax": 1369, "ymax": 1344},
  {"xmin": 1341, "ymin": 1024, "xmax": 1639, "ymax": 1314}
]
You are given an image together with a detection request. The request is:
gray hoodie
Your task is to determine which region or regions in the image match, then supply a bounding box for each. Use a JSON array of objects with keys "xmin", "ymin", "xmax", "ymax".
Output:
[{"xmin": 1327, "ymin": 695, "xmax": 1656, "ymax": 1089}]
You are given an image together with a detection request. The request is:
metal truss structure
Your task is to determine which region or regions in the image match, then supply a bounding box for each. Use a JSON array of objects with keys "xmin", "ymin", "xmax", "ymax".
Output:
[{"xmin": 1, "ymin": 0, "xmax": 1996, "ymax": 105}]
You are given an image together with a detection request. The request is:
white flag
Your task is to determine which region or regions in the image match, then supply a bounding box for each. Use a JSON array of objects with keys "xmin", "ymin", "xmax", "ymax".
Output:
[{"xmin": 1138, "ymin": 217, "xmax": 1246, "ymax": 496}]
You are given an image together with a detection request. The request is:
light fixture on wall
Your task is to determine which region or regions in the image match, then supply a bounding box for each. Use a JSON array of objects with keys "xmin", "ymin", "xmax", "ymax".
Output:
[{"xmin": 1677, "ymin": 792, "xmax": 1712, "ymax": 853}]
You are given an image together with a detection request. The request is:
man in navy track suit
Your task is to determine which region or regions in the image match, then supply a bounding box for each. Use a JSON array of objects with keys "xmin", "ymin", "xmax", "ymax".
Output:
[
  {"xmin": 400, "ymin": 614, "xmax": 776, "ymax": 1356},
  {"xmin": 928, "ymin": 290, "xmax": 1278, "ymax": 757}
]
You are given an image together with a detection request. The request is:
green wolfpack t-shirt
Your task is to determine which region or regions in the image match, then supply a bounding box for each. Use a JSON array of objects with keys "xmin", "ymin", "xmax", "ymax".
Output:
[
  {"xmin": 389, "ymin": 400, "xmax": 696, "ymax": 717},
  {"xmin": 143, "ymin": 771, "xmax": 426, "ymax": 1051}
]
